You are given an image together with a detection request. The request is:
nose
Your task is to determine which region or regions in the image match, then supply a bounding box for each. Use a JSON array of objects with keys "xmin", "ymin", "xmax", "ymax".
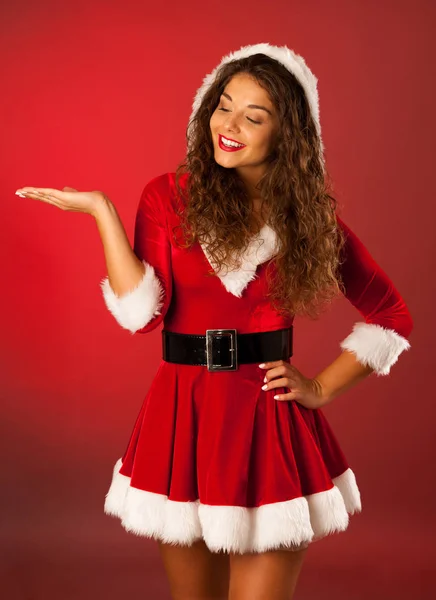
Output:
[{"xmin": 223, "ymin": 113, "xmax": 240, "ymax": 133}]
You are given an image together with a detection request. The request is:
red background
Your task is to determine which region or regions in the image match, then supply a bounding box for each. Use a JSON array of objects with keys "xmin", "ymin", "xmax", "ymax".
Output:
[{"xmin": 0, "ymin": 1, "xmax": 433, "ymax": 598}]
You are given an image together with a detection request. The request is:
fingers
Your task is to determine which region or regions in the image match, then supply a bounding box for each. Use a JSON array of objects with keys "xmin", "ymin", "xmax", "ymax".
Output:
[
  {"xmin": 262, "ymin": 362, "xmax": 295, "ymax": 383},
  {"xmin": 260, "ymin": 360, "xmax": 298, "ymax": 401},
  {"xmin": 15, "ymin": 188, "xmax": 67, "ymax": 212},
  {"xmin": 261, "ymin": 376, "xmax": 292, "ymax": 392},
  {"xmin": 15, "ymin": 186, "xmax": 101, "ymax": 216},
  {"xmin": 258, "ymin": 360, "xmax": 288, "ymax": 369},
  {"xmin": 16, "ymin": 188, "xmax": 57, "ymax": 204},
  {"xmin": 274, "ymin": 391, "xmax": 298, "ymax": 402},
  {"xmin": 16, "ymin": 187, "xmax": 70, "ymax": 207},
  {"xmin": 17, "ymin": 187, "xmax": 58, "ymax": 195},
  {"xmin": 16, "ymin": 187, "xmax": 65, "ymax": 199},
  {"xmin": 260, "ymin": 375, "xmax": 297, "ymax": 402}
]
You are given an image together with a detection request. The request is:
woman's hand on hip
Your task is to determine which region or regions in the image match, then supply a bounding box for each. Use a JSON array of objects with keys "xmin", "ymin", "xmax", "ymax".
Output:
[
  {"xmin": 259, "ymin": 360, "xmax": 327, "ymax": 409},
  {"xmin": 15, "ymin": 186, "xmax": 109, "ymax": 218}
]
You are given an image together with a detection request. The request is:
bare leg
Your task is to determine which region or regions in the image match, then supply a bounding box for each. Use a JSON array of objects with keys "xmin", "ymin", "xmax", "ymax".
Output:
[
  {"xmin": 228, "ymin": 546, "xmax": 309, "ymax": 600},
  {"xmin": 157, "ymin": 539, "xmax": 230, "ymax": 600}
]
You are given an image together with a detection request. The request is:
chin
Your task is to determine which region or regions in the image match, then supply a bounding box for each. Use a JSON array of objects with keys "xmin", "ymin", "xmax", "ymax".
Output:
[
  {"xmin": 216, "ymin": 159, "xmax": 241, "ymax": 170},
  {"xmin": 214, "ymin": 151, "xmax": 242, "ymax": 169}
]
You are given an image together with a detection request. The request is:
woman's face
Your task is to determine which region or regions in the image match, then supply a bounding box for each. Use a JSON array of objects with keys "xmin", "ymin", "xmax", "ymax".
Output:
[{"xmin": 209, "ymin": 72, "xmax": 279, "ymax": 179}]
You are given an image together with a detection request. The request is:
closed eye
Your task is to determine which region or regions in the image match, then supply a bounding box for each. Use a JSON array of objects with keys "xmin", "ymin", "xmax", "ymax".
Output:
[{"xmin": 218, "ymin": 107, "xmax": 261, "ymax": 125}]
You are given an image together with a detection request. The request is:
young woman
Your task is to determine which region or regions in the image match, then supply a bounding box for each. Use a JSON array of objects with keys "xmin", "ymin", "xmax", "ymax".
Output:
[{"xmin": 16, "ymin": 43, "xmax": 413, "ymax": 600}]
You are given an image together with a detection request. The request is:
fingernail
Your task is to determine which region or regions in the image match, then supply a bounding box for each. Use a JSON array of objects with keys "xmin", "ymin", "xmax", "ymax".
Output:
[
  {"xmin": 261, "ymin": 384, "xmax": 268, "ymax": 390},
  {"xmin": 15, "ymin": 191, "xmax": 26, "ymax": 197},
  {"xmin": 259, "ymin": 363, "xmax": 266, "ymax": 368},
  {"xmin": 263, "ymin": 376, "xmax": 267, "ymax": 382}
]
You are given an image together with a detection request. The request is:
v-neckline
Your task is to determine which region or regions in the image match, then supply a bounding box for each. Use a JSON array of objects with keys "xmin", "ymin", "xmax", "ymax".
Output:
[{"xmin": 198, "ymin": 222, "xmax": 279, "ymax": 298}]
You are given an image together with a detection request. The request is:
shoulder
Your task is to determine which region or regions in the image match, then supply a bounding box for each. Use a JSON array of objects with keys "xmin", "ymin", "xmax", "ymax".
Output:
[
  {"xmin": 141, "ymin": 172, "xmax": 172, "ymax": 197},
  {"xmin": 141, "ymin": 172, "xmax": 190, "ymax": 201},
  {"xmin": 137, "ymin": 173, "xmax": 174, "ymax": 217},
  {"xmin": 137, "ymin": 172, "xmax": 190, "ymax": 225},
  {"xmin": 142, "ymin": 171, "xmax": 190, "ymax": 191},
  {"xmin": 335, "ymin": 213, "xmax": 364, "ymax": 251},
  {"xmin": 141, "ymin": 171, "xmax": 190, "ymax": 216},
  {"xmin": 335, "ymin": 213, "xmax": 352, "ymax": 237}
]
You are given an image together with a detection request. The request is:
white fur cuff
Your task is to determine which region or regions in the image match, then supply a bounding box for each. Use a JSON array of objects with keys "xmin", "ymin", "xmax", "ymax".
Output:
[
  {"xmin": 340, "ymin": 322, "xmax": 411, "ymax": 376},
  {"xmin": 100, "ymin": 261, "xmax": 165, "ymax": 334}
]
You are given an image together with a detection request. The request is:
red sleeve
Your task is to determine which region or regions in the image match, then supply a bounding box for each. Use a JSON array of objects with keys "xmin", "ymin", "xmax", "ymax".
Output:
[
  {"xmin": 337, "ymin": 215, "xmax": 413, "ymax": 375},
  {"xmin": 100, "ymin": 173, "xmax": 173, "ymax": 334}
]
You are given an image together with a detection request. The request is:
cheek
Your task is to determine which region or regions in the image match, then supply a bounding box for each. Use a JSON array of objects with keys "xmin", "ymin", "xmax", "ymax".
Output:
[
  {"xmin": 210, "ymin": 112, "xmax": 221, "ymax": 131},
  {"xmin": 262, "ymin": 130, "xmax": 277, "ymax": 152},
  {"xmin": 251, "ymin": 132, "xmax": 273, "ymax": 154}
]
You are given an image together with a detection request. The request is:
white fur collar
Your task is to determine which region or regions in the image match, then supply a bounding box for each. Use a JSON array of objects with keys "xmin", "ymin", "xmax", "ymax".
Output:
[{"xmin": 199, "ymin": 223, "xmax": 279, "ymax": 297}]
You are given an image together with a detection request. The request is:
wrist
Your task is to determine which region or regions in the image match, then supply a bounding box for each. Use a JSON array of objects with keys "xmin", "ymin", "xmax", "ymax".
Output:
[
  {"xmin": 92, "ymin": 194, "xmax": 113, "ymax": 221},
  {"xmin": 312, "ymin": 377, "xmax": 332, "ymax": 407}
]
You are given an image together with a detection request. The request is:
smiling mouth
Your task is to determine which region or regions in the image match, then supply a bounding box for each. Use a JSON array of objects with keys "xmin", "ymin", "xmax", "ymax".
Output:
[{"xmin": 218, "ymin": 134, "xmax": 246, "ymax": 152}]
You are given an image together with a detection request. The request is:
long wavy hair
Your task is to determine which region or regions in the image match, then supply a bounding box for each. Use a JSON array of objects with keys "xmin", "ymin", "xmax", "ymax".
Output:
[{"xmin": 173, "ymin": 53, "xmax": 346, "ymax": 319}]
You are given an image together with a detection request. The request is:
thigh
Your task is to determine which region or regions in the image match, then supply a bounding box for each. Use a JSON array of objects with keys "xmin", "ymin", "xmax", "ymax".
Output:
[
  {"xmin": 157, "ymin": 539, "xmax": 230, "ymax": 600},
  {"xmin": 228, "ymin": 546, "xmax": 309, "ymax": 600}
]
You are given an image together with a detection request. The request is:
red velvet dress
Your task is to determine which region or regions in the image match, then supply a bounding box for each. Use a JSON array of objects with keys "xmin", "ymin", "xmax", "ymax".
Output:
[{"xmin": 100, "ymin": 172, "xmax": 413, "ymax": 554}]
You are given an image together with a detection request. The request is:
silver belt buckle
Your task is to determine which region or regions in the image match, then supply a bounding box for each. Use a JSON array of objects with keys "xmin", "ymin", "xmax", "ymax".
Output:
[{"xmin": 205, "ymin": 329, "xmax": 238, "ymax": 371}]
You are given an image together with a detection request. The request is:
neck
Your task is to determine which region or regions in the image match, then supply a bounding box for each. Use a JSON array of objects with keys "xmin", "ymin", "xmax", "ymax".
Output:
[
  {"xmin": 236, "ymin": 165, "xmax": 264, "ymax": 201},
  {"xmin": 235, "ymin": 166, "xmax": 271, "ymax": 229}
]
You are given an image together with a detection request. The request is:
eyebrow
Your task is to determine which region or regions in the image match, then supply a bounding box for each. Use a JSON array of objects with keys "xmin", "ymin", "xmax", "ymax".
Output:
[{"xmin": 221, "ymin": 92, "xmax": 273, "ymax": 116}]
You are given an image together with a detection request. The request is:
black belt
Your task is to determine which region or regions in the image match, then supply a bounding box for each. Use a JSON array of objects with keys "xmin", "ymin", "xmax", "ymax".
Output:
[{"xmin": 162, "ymin": 327, "xmax": 293, "ymax": 372}]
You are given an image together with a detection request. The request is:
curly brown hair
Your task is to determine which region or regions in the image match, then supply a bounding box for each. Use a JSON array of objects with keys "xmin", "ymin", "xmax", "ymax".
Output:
[{"xmin": 173, "ymin": 52, "xmax": 346, "ymax": 319}]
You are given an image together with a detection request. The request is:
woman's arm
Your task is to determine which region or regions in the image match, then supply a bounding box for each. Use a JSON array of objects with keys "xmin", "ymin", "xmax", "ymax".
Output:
[
  {"xmin": 313, "ymin": 216, "xmax": 413, "ymax": 405},
  {"xmin": 313, "ymin": 349, "xmax": 375, "ymax": 406},
  {"xmin": 95, "ymin": 200, "xmax": 149, "ymax": 297},
  {"xmin": 98, "ymin": 174, "xmax": 172, "ymax": 334}
]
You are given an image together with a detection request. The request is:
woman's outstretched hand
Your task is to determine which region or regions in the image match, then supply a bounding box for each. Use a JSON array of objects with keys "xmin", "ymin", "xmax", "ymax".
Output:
[
  {"xmin": 15, "ymin": 186, "xmax": 108, "ymax": 218},
  {"xmin": 259, "ymin": 360, "xmax": 327, "ymax": 409}
]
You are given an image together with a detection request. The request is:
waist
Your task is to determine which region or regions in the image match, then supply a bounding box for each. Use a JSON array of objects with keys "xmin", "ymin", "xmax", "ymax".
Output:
[{"xmin": 162, "ymin": 327, "xmax": 293, "ymax": 372}]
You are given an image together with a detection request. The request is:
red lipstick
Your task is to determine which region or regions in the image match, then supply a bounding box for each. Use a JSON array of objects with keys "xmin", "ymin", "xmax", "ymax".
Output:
[{"xmin": 218, "ymin": 134, "xmax": 246, "ymax": 152}]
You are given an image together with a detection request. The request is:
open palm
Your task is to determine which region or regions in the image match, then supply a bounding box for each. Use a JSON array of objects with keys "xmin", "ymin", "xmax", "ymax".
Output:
[{"xmin": 15, "ymin": 186, "xmax": 107, "ymax": 217}]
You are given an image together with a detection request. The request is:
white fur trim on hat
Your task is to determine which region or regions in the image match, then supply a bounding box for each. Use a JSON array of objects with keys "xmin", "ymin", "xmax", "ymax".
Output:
[
  {"xmin": 340, "ymin": 321, "xmax": 411, "ymax": 376},
  {"xmin": 104, "ymin": 458, "xmax": 361, "ymax": 554},
  {"xmin": 100, "ymin": 260, "xmax": 164, "ymax": 334},
  {"xmin": 189, "ymin": 42, "xmax": 324, "ymax": 161}
]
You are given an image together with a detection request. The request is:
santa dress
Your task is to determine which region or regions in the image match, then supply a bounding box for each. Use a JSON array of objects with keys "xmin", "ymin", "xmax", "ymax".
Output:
[{"xmin": 100, "ymin": 171, "xmax": 413, "ymax": 554}]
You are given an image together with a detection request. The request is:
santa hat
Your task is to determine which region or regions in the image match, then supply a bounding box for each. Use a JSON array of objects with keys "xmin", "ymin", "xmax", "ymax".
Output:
[{"xmin": 188, "ymin": 42, "xmax": 324, "ymax": 166}]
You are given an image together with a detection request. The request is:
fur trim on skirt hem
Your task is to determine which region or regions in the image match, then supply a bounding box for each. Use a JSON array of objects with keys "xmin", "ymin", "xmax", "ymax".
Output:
[{"xmin": 104, "ymin": 457, "xmax": 362, "ymax": 555}]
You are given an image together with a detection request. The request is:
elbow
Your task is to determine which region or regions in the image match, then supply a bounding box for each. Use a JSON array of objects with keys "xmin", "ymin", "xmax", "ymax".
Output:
[{"xmin": 100, "ymin": 260, "xmax": 167, "ymax": 334}]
